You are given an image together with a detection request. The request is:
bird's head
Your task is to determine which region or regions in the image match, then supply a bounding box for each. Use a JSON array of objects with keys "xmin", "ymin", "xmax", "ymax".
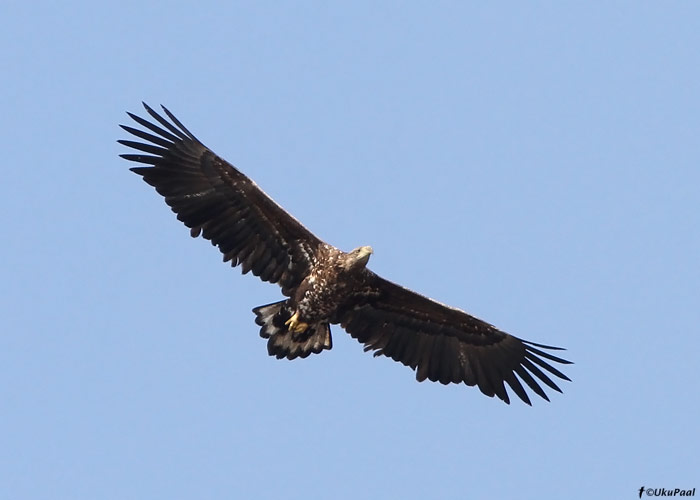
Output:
[{"xmin": 345, "ymin": 245, "xmax": 373, "ymax": 270}]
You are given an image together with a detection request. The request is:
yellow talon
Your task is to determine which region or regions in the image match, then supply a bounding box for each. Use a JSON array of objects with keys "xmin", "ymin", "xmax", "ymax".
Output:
[{"xmin": 284, "ymin": 312, "xmax": 309, "ymax": 333}]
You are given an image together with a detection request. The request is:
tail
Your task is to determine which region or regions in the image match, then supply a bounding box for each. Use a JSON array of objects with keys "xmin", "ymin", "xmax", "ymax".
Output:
[{"xmin": 252, "ymin": 301, "xmax": 332, "ymax": 360}]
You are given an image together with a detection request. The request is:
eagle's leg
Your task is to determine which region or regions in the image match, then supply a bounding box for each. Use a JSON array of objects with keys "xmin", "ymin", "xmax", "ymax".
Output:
[{"xmin": 284, "ymin": 311, "xmax": 309, "ymax": 333}]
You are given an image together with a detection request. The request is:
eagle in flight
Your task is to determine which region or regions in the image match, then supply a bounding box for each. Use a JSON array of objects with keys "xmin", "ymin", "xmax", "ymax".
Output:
[{"xmin": 119, "ymin": 103, "xmax": 571, "ymax": 405}]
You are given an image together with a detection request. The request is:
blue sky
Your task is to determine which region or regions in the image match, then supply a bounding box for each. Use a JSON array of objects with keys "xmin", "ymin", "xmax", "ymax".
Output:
[{"xmin": 2, "ymin": 2, "xmax": 699, "ymax": 499}]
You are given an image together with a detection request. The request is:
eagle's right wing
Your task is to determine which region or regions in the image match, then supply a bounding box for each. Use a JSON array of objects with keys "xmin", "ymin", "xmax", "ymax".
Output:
[
  {"xmin": 336, "ymin": 271, "xmax": 572, "ymax": 405},
  {"xmin": 119, "ymin": 103, "xmax": 324, "ymax": 296}
]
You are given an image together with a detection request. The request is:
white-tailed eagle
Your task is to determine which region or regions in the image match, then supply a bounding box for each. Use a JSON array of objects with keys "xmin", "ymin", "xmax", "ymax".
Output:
[{"xmin": 119, "ymin": 103, "xmax": 571, "ymax": 405}]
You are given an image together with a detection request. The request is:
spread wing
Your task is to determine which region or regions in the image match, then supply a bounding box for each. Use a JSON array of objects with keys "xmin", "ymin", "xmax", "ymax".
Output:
[
  {"xmin": 119, "ymin": 103, "xmax": 324, "ymax": 296},
  {"xmin": 336, "ymin": 271, "xmax": 572, "ymax": 405}
]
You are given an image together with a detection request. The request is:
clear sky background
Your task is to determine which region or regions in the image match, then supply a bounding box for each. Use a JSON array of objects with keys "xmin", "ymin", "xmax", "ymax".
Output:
[{"xmin": 2, "ymin": 2, "xmax": 698, "ymax": 499}]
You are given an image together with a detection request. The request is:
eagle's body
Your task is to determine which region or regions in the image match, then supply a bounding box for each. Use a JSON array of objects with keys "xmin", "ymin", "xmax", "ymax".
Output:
[
  {"xmin": 120, "ymin": 103, "xmax": 572, "ymax": 405},
  {"xmin": 254, "ymin": 244, "xmax": 374, "ymax": 360},
  {"xmin": 292, "ymin": 244, "xmax": 373, "ymax": 326}
]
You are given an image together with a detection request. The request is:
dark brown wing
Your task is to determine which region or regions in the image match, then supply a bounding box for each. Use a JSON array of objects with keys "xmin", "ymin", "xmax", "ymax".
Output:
[
  {"xmin": 335, "ymin": 271, "xmax": 572, "ymax": 405},
  {"xmin": 119, "ymin": 103, "xmax": 324, "ymax": 295}
]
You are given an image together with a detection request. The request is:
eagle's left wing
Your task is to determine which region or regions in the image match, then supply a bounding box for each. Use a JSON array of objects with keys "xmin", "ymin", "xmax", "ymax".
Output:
[
  {"xmin": 335, "ymin": 271, "xmax": 571, "ymax": 405},
  {"xmin": 119, "ymin": 103, "xmax": 325, "ymax": 296}
]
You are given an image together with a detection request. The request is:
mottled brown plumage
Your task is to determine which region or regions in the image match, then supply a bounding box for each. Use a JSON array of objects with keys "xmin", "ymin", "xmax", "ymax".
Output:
[{"xmin": 120, "ymin": 103, "xmax": 572, "ymax": 405}]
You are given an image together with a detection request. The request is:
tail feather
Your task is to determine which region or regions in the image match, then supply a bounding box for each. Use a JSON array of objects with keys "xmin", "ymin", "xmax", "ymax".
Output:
[{"xmin": 252, "ymin": 301, "xmax": 332, "ymax": 360}]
